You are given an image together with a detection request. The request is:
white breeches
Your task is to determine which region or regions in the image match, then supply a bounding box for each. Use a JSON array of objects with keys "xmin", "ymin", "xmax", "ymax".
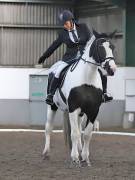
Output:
[{"xmin": 48, "ymin": 61, "xmax": 68, "ymax": 78}]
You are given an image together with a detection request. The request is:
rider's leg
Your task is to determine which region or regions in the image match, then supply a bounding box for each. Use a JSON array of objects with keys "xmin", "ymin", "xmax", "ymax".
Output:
[
  {"xmin": 46, "ymin": 74, "xmax": 59, "ymax": 105},
  {"xmin": 46, "ymin": 61, "xmax": 68, "ymax": 105},
  {"xmin": 98, "ymin": 69, "xmax": 113, "ymax": 102}
]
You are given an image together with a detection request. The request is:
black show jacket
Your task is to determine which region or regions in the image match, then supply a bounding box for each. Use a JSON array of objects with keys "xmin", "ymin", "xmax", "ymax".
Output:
[{"xmin": 42, "ymin": 23, "xmax": 91, "ymax": 63}]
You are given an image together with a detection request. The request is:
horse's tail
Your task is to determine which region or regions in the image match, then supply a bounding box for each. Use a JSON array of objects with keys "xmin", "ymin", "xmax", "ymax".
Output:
[{"xmin": 63, "ymin": 111, "xmax": 72, "ymax": 150}]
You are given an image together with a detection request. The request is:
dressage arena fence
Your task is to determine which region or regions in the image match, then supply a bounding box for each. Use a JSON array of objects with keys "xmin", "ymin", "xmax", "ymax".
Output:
[{"xmin": 0, "ymin": 128, "xmax": 135, "ymax": 136}]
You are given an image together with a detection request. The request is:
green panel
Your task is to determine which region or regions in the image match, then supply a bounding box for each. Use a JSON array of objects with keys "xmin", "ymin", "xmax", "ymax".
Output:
[
  {"xmin": 126, "ymin": 2, "xmax": 135, "ymax": 66},
  {"xmin": 111, "ymin": 0, "xmax": 126, "ymax": 8},
  {"xmin": 29, "ymin": 75, "xmax": 48, "ymax": 101}
]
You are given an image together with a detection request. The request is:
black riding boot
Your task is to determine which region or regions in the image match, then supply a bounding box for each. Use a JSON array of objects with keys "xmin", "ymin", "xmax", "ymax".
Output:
[
  {"xmin": 98, "ymin": 69, "xmax": 113, "ymax": 103},
  {"xmin": 46, "ymin": 76, "xmax": 59, "ymax": 105}
]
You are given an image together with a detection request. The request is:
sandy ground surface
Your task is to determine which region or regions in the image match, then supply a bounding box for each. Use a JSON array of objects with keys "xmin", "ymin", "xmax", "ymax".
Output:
[{"xmin": 0, "ymin": 132, "xmax": 135, "ymax": 180}]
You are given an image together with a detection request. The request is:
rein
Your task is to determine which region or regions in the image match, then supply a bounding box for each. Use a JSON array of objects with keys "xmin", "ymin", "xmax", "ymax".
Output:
[
  {"xmin": 81, "ymin": 56, "xmax": 115, "ymax": 68},
  {"xmin": 70, "ymin": 58, "xmax": 80, "ymax": 72},
  {"xmin": 80, "ymin": 57, "xmax": 100, "ymax": 66},
  {"xmin": 70, "ymin": 37, "xmax": 115, "ymax": 71}
]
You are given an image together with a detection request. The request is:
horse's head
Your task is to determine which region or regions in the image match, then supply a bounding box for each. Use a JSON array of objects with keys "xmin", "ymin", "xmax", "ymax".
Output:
[{"xmin": 89, "ymin": 30, "xmax": 117, "ymax": 76}]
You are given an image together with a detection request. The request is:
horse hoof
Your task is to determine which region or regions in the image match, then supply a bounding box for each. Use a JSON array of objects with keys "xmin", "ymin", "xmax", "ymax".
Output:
[
  {"xmin": 87, "ymin": 161, "xmax": 92, "ymax": 167},
  {"xmin": 43, "ymin": 154, "xmax": 50, "ymax": 160},
  {"xmin": 81, "ymin": 160, "xmax": 91, "ymax": 167},
  {"xmin": 42, "ymin": 151, "xmax": 50, "ymax": 160},
  {"xmin": 70, "ymin": 160, "xmax": 81, "ymax": 168}
]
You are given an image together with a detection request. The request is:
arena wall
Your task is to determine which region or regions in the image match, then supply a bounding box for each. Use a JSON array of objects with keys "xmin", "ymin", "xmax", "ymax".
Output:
[{"xmin": 0, "ymin": 67, "xmax": 134, "ymax": 128}]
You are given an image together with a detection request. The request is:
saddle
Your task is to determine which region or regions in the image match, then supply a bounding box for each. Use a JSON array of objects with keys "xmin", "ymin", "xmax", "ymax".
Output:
[
  {"xmin": 47, "ymin": 60, "xmax": 79, "ymax": 104},
  {"xmin": 59, "ymin": 65, "xmax": 70, "ymax": 88},
  {"xmin": 59, "ymin": 59, "xmax": 80, "ymax": 87}
]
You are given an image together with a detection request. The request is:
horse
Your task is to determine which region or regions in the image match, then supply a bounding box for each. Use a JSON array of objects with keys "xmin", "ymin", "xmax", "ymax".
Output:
[{"xmin": 42, "ymin": 30, "xmax": 117, "ymax": 167}]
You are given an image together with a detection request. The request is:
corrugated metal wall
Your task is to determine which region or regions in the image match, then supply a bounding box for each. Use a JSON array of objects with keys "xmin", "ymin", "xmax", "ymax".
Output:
[
  {"xmin": 0, "ymin": 0, "xmax": 124, "ymax": 67},
  {"xmin": 0, "ymin": 1, "xmax": 72, "ymax": 67}
]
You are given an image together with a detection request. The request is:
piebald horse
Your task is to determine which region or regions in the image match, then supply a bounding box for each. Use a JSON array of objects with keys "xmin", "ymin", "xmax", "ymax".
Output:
[{"xmin": 42, "ymin": 30, "xmax": 117, "ymax": 167}]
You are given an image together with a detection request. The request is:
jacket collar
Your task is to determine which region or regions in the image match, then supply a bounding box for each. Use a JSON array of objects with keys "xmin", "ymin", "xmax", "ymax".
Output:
[{"xmin": 63, "ymin": 22, "xmax": 80, "ymax": 31}]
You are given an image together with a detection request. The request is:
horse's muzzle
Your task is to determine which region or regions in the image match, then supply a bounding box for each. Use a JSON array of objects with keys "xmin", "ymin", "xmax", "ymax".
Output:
[
  {"xmin": 104, "ymin": 60, "xmax": 117, "ymax": 76},
  {"xmin": 108, "ymin": 68, "xmax": 114, "ymax": 76}
]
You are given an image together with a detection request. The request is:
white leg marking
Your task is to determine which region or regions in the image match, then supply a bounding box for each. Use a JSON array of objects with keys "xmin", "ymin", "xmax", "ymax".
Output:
[
  {"xmin": 69, "ymin": 108, "xmax": 81, "ymax": 162},
  {"xmin": 81, "ymin": 122, "xmax": 93, "ymax": 166},
  {"xmin": 93, "ymin": 120, "xmax": 99, "ymax": 131},
  {"xmin": 78, "ymin": 116, "xmax": 82, "ymax": 154},
  {"xmin": 43, "ymin": 105, "xmax": 56, "ymax": 157}
]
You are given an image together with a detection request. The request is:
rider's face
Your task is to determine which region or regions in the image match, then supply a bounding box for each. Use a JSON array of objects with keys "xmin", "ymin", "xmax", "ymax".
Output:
[{"xmin": 64, "ymin": 20, "xmax": 73, "ymax": 30}]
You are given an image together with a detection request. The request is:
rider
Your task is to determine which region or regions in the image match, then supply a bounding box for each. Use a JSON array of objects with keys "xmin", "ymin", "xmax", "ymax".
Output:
[{"xmin": 38, "ymin": 10, "xmax": 113, "ymax": 105}]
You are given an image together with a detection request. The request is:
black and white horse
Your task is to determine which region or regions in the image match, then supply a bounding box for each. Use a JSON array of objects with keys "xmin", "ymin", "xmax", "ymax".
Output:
[{"xmin": 42, "ymin": 30, "xmax": 117, "ymax": 167}]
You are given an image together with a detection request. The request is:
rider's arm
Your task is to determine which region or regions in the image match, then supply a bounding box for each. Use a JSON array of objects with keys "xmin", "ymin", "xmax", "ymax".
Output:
[{"xmin": 38, "ymin": 32, "xmax": 63, "ymax": 64}]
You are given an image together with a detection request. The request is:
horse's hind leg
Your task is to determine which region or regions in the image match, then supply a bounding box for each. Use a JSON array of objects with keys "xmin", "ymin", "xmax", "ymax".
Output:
[
  {"xmin": 81, "ymin": 121, "xmax": 93, "ymax": 166},
  {"xmin": 42, "ymin": 105, "xmax": 57, "ymax": 159},
  {"xmin": 78, "ymin": 116, "xmax": 83, "ymax": 157},
  {"xmin": 93, "ymin": 120, "xmax": 99, "ymax": 131}
]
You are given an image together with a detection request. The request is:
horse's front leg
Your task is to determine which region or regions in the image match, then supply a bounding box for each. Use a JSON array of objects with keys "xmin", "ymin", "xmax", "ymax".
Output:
[
  {"xmin": 69, "ymin": 108, "xmax": 81, "ymax": 166},
  {"xmin": 81, "ymin": 121, "xmax": 93, "ymax": 166},
  {"xmin": 42, "ymin": 105, "xmax": 57, "ymax": 159}
]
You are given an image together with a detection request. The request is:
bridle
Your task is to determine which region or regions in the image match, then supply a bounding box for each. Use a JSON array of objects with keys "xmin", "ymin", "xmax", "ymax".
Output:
[{"xmin": 80, "ymin": 38, "xmax": 115, "ymax": 68}]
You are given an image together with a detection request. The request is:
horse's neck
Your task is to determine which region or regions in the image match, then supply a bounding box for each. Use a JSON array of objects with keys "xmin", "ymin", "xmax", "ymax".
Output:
[
  {"xmin": 76, "ymin": 35, "xmax": 98, "ymax": 82},
  {"xmin": 77, "ymin": 59, "xmax": 98, "ymax": 83},
  {"xmin": 71, "ymin": 58, "xmax": 102, "ymax": 91}
]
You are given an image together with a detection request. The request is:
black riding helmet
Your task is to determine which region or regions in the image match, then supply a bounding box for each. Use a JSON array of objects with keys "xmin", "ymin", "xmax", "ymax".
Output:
[{"xmin": 59, "ymin": 10, "xmax": 74, "ymax": 25}]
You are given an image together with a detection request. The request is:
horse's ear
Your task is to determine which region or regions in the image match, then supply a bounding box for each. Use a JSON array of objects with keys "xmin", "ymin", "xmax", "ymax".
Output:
[
  {"xmin": 109, "ymin": 30, "xmax": 117, "ymax": 39},
  {"xmin": 92, "ymin": 28, "xmax": 100, "ymax": 38}
]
